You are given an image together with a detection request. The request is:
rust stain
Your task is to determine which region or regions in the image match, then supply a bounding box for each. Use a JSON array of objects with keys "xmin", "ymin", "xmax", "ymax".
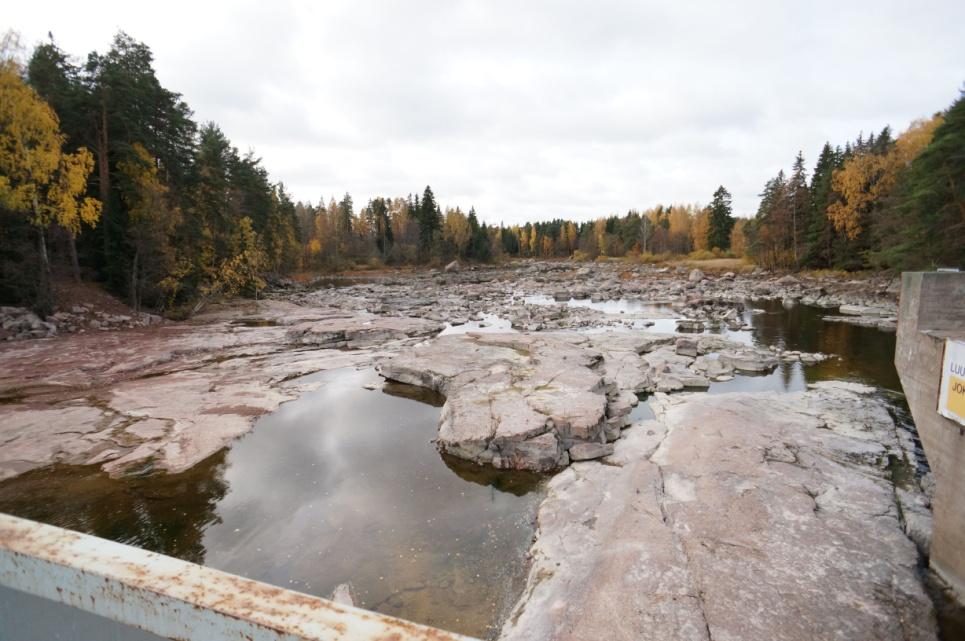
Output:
[{"xmin": 1, "ymin": 512, "xmax": 476, "ymax": 641}]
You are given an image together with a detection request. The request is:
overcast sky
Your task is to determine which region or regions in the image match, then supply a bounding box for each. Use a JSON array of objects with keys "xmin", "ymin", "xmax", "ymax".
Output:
[{"xmin": 7, "ymin": 1, "xmax": 964, "ymax": 223}]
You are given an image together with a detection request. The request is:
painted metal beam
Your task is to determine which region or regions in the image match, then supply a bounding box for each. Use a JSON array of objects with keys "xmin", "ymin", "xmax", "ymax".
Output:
[{"xmin": 0, "ymin": 512, "xmax": 478, "ymax": 641}]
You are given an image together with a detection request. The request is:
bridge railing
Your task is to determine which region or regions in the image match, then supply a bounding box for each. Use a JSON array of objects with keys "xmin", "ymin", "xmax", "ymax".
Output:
[{"xmin": 0, "ymin": 512, "xmax": 477, "ymax": 641}]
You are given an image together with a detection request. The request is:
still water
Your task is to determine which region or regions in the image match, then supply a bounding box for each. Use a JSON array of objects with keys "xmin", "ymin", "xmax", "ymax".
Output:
[
  {"xmin": 0, "ymin": 369, "xmax": 543, "ymax": 639},
  {"xmin": 0, "ymin": 299, "xmax": 905, "ymax": 639}
]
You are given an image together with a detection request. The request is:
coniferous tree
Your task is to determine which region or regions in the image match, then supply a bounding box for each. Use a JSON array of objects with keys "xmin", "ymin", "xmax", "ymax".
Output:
[
  {"xmin": 804, "ymin": 143, "xmax": 840, "ymax": 267},
  {"xmin": 787, "ymin": 152, "xmax": 811, "ymax": 266},
  {"xmin": 706, "ymin": 186, "xmax": 735, "ymax": 250}
]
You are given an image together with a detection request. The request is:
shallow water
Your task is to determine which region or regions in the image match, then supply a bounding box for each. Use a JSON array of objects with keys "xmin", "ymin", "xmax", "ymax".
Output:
[
  {"xmin": 440, "ymin": 313, "xmax": 515, "ymax": 335},
  {"xmin": 0, "ymin": 368, "xmax": 544, "ymax": 639},
  {"xmin": 523, "ymin": 293, "xmax": 676, "ymax": 317}
]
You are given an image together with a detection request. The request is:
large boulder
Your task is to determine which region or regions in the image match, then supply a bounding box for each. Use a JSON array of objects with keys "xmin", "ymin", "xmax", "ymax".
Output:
[{"xmin": 379, "ymin": 333, "xmax": 609, "ymax": 472}]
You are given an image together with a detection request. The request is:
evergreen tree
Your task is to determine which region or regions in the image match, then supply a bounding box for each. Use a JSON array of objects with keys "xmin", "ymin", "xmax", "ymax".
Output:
[
  {"xmin": 804, "ymin": 143, "xmax": 839, "ymax": 267},
  {"xmin": 416, "ymin": 185, "xmax": 441, "ymax": 259},
  {"xmin": 706, "ymin": 186, "xmax": 735, "ymax": 250},
  {"xmin": 875, "ymin": 93, "xmax": 965, "ymax": 268},
  {"xmin": 787, "ymin": 151, "xmax": 811, "ymax": 266}
]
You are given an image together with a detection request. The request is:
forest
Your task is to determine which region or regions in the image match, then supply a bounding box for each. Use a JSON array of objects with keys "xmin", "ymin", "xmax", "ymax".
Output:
[{"xmin": 1, "ymin": 31, "xmax": 963, "ymax": 316}]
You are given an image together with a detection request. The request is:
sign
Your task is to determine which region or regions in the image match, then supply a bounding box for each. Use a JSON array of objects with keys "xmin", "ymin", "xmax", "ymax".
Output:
[{"xmin": 939, "ymin": 339, "xmax": 965, "ymax": 427}]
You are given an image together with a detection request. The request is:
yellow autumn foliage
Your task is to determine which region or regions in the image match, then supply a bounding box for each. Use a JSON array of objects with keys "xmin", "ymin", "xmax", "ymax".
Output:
[
  {"xmin": 0, "ymin": 60, "xmax": 101, "ymax": 233},
  {"xmin": 828, "ymin": 115, "xmax": 943, "ymax": 239}
]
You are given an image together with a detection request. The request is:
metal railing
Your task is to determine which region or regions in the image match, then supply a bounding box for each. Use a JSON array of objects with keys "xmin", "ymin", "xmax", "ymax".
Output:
[{"xmin": 0, "ymin": 512, "xmax": 477, "ymax": 641}]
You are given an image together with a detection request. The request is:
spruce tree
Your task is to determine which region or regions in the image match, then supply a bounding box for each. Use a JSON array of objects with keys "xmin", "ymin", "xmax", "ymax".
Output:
[
  {"xmin": 706, "ymin": 186, "xmax": 735, "ymax": 250},
  {"xmin": 787, "ymin": 152, "xmax": 811, "ymax": 266}
]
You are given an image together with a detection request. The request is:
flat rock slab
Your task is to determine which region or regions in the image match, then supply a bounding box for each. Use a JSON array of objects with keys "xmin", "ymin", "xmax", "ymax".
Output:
[
  {"xmin": 0, "ymin": 299, "xmax": 408, "ymax": 480},
  {"xmin": 379, "ymin": 333, "xmax": 608, "ymax": 471},
  {"xmin": 500, "ymin": 382, "xmax": 936, "ymax": 641}
]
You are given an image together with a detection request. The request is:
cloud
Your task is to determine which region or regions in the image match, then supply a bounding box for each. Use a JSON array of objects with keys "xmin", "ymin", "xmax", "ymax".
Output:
[{"xmin": 8, "ymin": 0, "xmax": 965, "ymax": 223}]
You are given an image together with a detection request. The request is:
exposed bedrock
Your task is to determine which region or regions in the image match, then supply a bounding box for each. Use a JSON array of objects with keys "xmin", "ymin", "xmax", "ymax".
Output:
[
  {"xmin": 0, "ymin": 300, "xmax": 439, "ymax": 481},
  {"xmin": 378, "ymin": 331, "xmax": 829, "ymax": 471},
  {"xmin": 378, "ymin": 333, "xmax": 608, "ymax": 471},
  {"xmin": 499, "ymin": 382, "xmax": 936, "ymax": 641}
]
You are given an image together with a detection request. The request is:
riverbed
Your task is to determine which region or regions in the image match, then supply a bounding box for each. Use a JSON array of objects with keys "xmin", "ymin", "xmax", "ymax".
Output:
[{"xmin": 0, "ymin": 262, "xmax": 944, "ymax": 640}]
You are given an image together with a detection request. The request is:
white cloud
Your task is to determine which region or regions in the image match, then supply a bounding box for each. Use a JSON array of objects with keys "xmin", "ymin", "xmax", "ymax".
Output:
[{"xmin": 8, "ymin": 0, "xmax": 964, "ymax": 222}]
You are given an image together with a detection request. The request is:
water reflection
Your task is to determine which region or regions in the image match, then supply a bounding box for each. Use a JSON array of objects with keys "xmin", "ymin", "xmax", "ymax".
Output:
[
  {"xmin": 0, "ymin": 368, "xmax": 544, "ymax": 640},
  {"xmin": 741, "ymin": 299, "xmax": 899, "ymax": 391},
  {"xmin": 523, "ymin": 293, "xmax": 674, "ymax": 316},
  {"xmin": 440, "ymin": 313, "xmax": 515, "ymax": 335},
  {"xmin": 0, "ymin": 452, "xmax": 229, "ymax": 564}
]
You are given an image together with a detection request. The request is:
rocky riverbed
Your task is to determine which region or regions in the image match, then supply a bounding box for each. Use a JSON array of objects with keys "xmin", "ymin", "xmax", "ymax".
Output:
[
  {"xmin": 499, "ymin": 383, "xmax": 936, "ymax": 641},
  {"xmin": 0, "ymin": 259, "xmax": 945, "ymax": 640}
]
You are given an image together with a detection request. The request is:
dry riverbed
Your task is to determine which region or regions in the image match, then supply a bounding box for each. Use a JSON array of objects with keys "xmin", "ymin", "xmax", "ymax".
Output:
[{"xmin": 0, "ymin": 260, "xmax": 944, "ymax": 640}]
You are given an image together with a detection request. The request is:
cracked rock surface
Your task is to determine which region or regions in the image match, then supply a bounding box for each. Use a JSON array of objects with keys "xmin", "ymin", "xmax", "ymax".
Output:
[
  {"xmin": 0, "ymin": 299, "xmax": 439, "ymax": 480},
  {"xmin": 378, "ymin": 330, "xmax": 828, "ymax": 471},
  {"xmin": 499, "ymin": 382, "xmax": 936, "ymax": 641}
]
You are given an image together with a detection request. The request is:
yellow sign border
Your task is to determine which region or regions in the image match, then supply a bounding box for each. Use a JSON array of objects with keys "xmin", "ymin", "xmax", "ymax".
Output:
[{"xmin": 938, "ymin": 339, "xmax": 965, "ymax": 427}]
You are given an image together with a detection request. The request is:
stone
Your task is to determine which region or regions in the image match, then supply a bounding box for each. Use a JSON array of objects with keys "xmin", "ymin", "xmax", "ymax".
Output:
[
  {"xmin": 331, "ymin": 583, "xmax": 356, "ymax": 607},
  {"xmin": 674, "ymin": 336, "xmax": 698, "ymax": 357},
  {"xmin": 688, "ymin": 268, "xmax": 705, "ymax": 282},
  {"xmin": 568, "ymin": 442, "xmax": 614, "ymax": 461},
  {"xmin": 500, "ymin": 384, "xmax": 937, "ymax": 641},
  {"xmin": 380, "ymin": 333, "xmax": 609, "ymax": 471},
  {"xmin": 719, "ymin": 348, "xmax": 779, "ymax": 373},
  {"xmin": 676, "ymin": 319, "xmax": 704, "ymax": 332}
]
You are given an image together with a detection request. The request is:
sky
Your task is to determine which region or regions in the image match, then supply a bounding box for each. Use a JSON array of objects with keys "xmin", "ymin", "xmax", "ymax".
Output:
[{"xmin": 6, "ymin": 0, "xmax": 965, "ymax": 224}]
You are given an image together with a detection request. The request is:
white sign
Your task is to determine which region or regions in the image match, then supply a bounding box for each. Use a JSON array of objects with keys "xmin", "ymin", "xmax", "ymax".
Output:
[{"xmin": 938, "ymin": 339, "xmax": 965, "ymax": 427}]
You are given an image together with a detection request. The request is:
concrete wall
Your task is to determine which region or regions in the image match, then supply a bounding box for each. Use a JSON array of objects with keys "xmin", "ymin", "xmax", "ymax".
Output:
[{"xmin": 896, "ymin": 271, "xmax": 965, "ymax": 598}]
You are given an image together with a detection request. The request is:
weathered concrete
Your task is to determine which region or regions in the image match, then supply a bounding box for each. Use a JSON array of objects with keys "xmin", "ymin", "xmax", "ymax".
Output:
[
  {"xmin": 896, "ymin": 271, "xmax": 965, "ymax": 598},
  {"xmin": 500, "ymin": 383, "xmax": 936, "ymax": 641}
]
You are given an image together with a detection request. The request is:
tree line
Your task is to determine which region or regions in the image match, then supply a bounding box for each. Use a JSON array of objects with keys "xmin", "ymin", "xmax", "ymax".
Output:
[
  {"xmin": 1, "ymin": 31, "xmax": 300, "ymax": 315},
  {"xmin": 2, "ymin": 30, "xmax": 961, "ymax": 318},
  {"xmin": 745, "ymin": 94, "xmax": 964, "ymax": 271},
  {"xmin": 295, "ymin": 186, "xmax": 738, "ymax": 268}
]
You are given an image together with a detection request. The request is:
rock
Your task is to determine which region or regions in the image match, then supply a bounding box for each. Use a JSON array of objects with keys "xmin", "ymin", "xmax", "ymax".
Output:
[
  {"xmin": 568, "ymin": 442, "xmax": 614, "ymax": 461},
  {"xmin": 719, "ymin": 349, "xmax": 779, "ymax": 373},
  {"xmin": 675, "ymin": 319, "xmax": 704, "ymax": 332},
  {"xmin": 331, "ymin": 583, "xmax": 356, "ymax": 607},
  {"xmin": 379, "ymin": 333, "xmax": 608, "ymax": 471},
  {"xmin": 692, "ymin": 354, "xmax": 734, "ymax": 380},
  {"xmin": 688, "ymin": 268, "xmax": 705, "ymax": 282},
  {"xmin": 674, "ymin": 337, "xmax": 698, "ymax": 357},
  {"xmin": 500, "ymin": 385, "xmax": 937, "ymax": 641},
  {"xmin": 444, "ymin": 260, "xmax": 460, "ymax": 273},
  {"xmin": 838, "ymin": 304, "xmax": 894, "ymax": 317}
]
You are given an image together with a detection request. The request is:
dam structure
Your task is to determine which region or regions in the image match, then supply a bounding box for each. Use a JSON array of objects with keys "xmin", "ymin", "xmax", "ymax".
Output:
[{"xmin": 896, "ymin": 270, "xmax": 965, "ymax": 598}]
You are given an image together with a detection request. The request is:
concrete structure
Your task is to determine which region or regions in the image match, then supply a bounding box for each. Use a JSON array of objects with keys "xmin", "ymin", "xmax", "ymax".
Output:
[
  {"xmin": 896, "ymin": 271, "xmax": 965, "ymax": 598},
  {"xmin": 0, "ymin": 512, "xmax": 476, "ymax": 641}
]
